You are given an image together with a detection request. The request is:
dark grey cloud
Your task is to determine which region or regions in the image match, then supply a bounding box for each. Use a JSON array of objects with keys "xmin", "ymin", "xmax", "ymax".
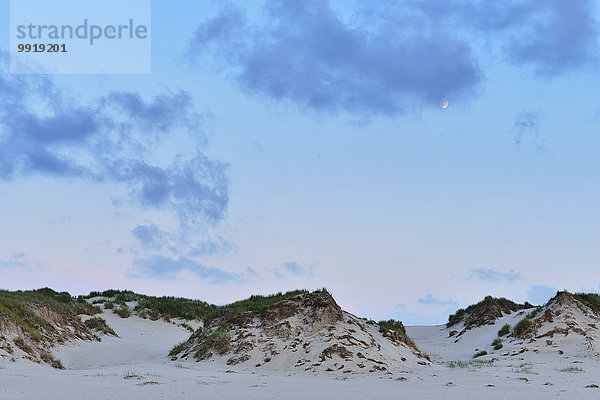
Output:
[
  {"xmin": 417, "ymin": 294, "xmax": 458, "ymax": 306},
  {"xmin": 0, "ymin": 51, "xmax": 228, "ymax": 229},
  {"xmin": 503, "ymin": 0, "xmax": 599, "ymax": 76},
  {"xmin": 469, "ymin": 268, "xmax": 521, "ymax": 282},
  {"xmin": 188, "ymin": 1, "xmax": 481, "ymax": 116},
  {"xmin": 414, "ymin": 0, "xmax": 599, "ymax": 77},
  {"xmin": 129, "ymin": 255, "xmax": 239, "ymax": 282},
  {"xmin": 188, "ymin": 0, "xmax": 599, "ymax": 116}
]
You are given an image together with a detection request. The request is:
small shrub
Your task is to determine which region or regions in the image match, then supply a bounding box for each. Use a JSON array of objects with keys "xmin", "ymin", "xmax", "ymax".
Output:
[
  {"xmin": 114, "ymin": 305, "xmax": 131, "ymax": 318},
  {"xmin": 491, "ymin": 338, "xmax": 503, "ymax": 350},
  {"xmin": 498, "ymin": 324, "xmax": 510, "ymax": 337},
  {"xmin": 84, "ymin": 317, "xmax": 117, "ymax": 336},
  {"xmin": 104, "ymin": 301, "xmax": 114, "ymax": 309},
  {"xmin": 473, "ymin": 350, "xmax": 488, "ymax": 358},
  {"xmin": 513, "ymin": 318, "xmax": 532, "ymax": 337},
  {"xmin": 378, "ymin": 319, "xmax": 407, "ymax": 335}
]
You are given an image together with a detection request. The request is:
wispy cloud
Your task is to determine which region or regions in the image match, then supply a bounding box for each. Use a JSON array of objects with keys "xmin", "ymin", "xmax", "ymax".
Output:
[
  {"xmin": 132, "ymin": 223, "xmax": 236, "ymax": 257},
  {"xmin": 469, "ymin": 268, "xmax": 521, "ymax": 282},
  {"xmin": 274, "ymin": 261, "xmax": 315, "ymax": 278},
  {"xmin": 0, "ymin": 50, "xmax": 235, "ymax": 279},
  {"xmin": 132, "ymin": 224, "xmax": 167, "ymax": 251},
  {"xmin": 188, "ymin": 237, "xmax": 236, "ymax": 257},
  {"xmin": 417, "ymin": 294, "xmax": 458, "ymax": 306},
  {"xmin": 513, "ymin": 110, "xmax": 544, "ymax": 151},
  {"xmin": 0, "ymin": 51, "xmax": 228, "ymax": 230},
  {"xmin": 129, "ymin": 255, "xmax": 250, "ymax": 283},
  {"xmin": 0, "ymin": 253, "xmax": 33, "ymax": 270}
]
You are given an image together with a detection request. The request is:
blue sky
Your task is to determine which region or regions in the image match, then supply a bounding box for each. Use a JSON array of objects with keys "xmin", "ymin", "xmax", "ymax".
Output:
[{"xmin": 1, "ymin": 0, "xmax": 599, "ymax": 324}]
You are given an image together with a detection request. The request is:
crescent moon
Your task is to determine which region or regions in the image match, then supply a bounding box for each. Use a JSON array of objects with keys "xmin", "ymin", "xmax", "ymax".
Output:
[{"xmin": 441, "ymin": 98, "xmax": 449, "ymax": 109}]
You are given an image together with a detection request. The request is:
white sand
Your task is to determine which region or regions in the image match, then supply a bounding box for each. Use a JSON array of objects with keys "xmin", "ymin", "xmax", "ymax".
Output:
[{"xmin": 2, "ymin": 300, "xmax": 600, "ymax": 399}]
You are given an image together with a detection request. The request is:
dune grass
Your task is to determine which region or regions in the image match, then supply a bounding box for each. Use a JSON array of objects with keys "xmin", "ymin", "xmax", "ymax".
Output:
[
  {"xmin": 203, "ymin": 289, "xmax": 328, "ymax": 327},
  {"xmin": 86, "ymin": 289, "xmax": 214, "ymax": 321},
  {"xmin": 447, "ymin": 296, "xmax": 532, "ymax": 328},
  {"xmin": 0, "ymin": 288, "xmax": 101, "ymax": 342},
  {"xmin": 572, "ymin": 293, "xmax": 600, "ymax": 313},
  {"xmin": 473, "ymin": 350, "xmax": 488, "ymax": 358},
  {"xmin": 84, "ymin": 317, "xmax": 117, "ymax": 336},
  {"xmin": 513, "ymin": 307, "xmax": 542, "ymax": 338},
  {"xmin": 491, "ymin": 338, "xmax": 503, "ymax": 350},
  {"xmin": 560, "ymin": 366, "xmax": 584, "ymax": 373},
  {"xmin": 497, "ymin": 323, "xmax": 510, "ymax": 337},
  {"xmin": 113, "ymin": 305, "xmax": 131, "ymax": 318},
  {"xmin": 447, "ymin": 359, "xmax": 493, "ymax": 368},
  {"xmin": 378, "ymin": 319, "xmax": 408, "ymax": 336}
]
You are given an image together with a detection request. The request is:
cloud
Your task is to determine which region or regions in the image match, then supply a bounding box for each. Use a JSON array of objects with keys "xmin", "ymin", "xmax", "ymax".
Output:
[
  {"xmin": 0, "ymin": 51, "xmax": 228, "ymax": 230},
  {"xmin": 132, "ymin": 224, "xmax": 167, "ymax": 251},
  {"xmin": 417, "ymin": 294, "xmax": 458, "ymax": 306},
  {"xmin": 132, "ymin": 223, "xmax": 236, "ymax": 257},
  {"xmin": 188, "ymin": 1, "xmax": 599, "ymax": 117},
  {"xmin": 274, "ymin": 261, "xmax": 314, "ymax": 278},
  {"xmin": 188, "ymin": 1, "xmax": 482, "ymax": 116},
  {"xmin": 129, "ymin": 255, "xmax": 241, "ymax": 283},
  {"xmin": 415, "ymin": 0, "xmax": 599, "ymax": 77},
  {"xmin": 502, "ymin": 0, "xmax": 599, "ymax": 76},
  {"xmin": 0, "ymin": 253, "xmax": 31, "ymax": 270},
  {"xmin": 513, "ymin": 110, "xmax": 544, "ymax": 150},
  {"xmin": 469, "ymin": 268, "xmax": 521, "ymax": 282},
  {"xmin": 188, "ymin": 237, "xmax": 236, "ymax": 257},
  {"xmin": 527, "ymin": 285, "xmax": 557, "ymax": 305}
]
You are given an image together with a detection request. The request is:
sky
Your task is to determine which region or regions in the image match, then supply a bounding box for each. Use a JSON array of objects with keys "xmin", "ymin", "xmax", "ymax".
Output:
[{"xmin": 0, "ymin": 0, "xmax": 599, "ymax": 325}]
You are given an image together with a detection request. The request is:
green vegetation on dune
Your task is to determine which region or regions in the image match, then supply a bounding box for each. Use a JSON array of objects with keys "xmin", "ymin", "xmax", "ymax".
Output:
[
  {"xmin": 447, "ymin": 296, "xmax": 532, "ymax": 328},
  {"xmin": 513, "ymin": 307, "xmax": 542, "ymax": 338},
  {"xmin": 84, "ymin": 317, "xmax": 117, "ymax": 336},
  {"xmin": 572, "ymin": 292, "xmax": 600, "ymax": 313},
  {"xmin": 491, "ymin": 338, "xmax": 503, "ymax": 350},
  {"xmin": 473, "ymin": 350, "xmax": 488, "ymax": 358},
  {"xmin": 378, "ymin": 319, "xmax": 408, "ymax": 336},
  {"xmin": 0, "ymin": 288, "xmax": 101, "ymax": 342},
  {"xmin": 113, "ymin": 305, "xmax": 131, "ymax": 318},
  {"xmin": 205, "ymin": 289, "xmax": 313, "ymax": 324},
  {"xmin": 137, "ymin": 295, "xmax": 215, "ymax": 321},
  {"xmin": 497, "ymin": 323, "xmax": 510, "ymax": 337},
  {"xmin": 86, "ymin": 289, "xmax": 214, "ymax": 321}
]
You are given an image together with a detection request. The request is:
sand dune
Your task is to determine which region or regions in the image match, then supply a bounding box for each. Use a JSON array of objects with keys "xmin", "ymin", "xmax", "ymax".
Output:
[
  {"xmin": 171, "ymin": 290, "xmax": 430, "ymax": 373},
  {"xmin": 2, "ymin": 290, "xmax": 600, "ymax": 399}
]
